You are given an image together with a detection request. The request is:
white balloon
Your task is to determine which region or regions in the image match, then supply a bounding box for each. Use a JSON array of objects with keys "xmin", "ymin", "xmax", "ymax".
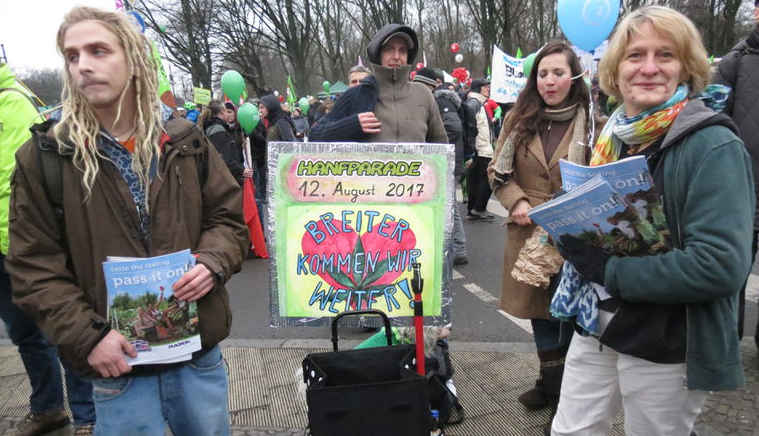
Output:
[
  {"xmin": 273, "ymin": 90, "xmax": 280, "ymax": 96},
  {"xmin": 455, "ymin": 54, "xmax": 464, "ymax": 63}
]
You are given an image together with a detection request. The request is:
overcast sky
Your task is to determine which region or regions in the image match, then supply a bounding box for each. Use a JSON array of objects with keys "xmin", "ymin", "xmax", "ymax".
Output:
[{"xmin": 0, "ymin": 0, "xmax": 116, "ymax": 73}]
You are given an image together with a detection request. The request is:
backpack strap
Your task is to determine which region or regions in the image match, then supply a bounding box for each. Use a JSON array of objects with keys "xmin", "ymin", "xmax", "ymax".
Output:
[
  {"xmin": 196, "ymin": 142, "xmax": 208, "ymax": 188},
  {"xmin": 164, "ymin": 118, "xmax": 209, "ymax": 187},
  {"xmin": 37, "ymin": 145, "xmax": 65, "ymax": 229}
]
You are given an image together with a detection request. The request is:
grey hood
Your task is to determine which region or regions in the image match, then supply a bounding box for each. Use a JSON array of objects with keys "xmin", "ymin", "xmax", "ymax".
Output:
[
  {"xmin": 661, "ymin": 98, "xmax": 738, "ymax": 151},
  {"xmin": 366, "ymin": 23, "xmax": 418, "ymax": 65}
]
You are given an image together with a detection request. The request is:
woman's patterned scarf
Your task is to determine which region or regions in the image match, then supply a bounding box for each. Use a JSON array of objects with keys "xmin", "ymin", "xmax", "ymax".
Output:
[
  {"xmin": 590, "ymin": 85, "xmax": 688, "ymax": 166},
  {"xmin": 550, "ymin": 83, "xmax": 731, "ymax": 336},
  {"xmin": 590, "ymin": 84, "xmax": 731, "ymax": 166}
]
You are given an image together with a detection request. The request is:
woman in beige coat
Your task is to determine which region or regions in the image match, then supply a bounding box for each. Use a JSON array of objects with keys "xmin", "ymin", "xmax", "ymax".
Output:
[{"xmin": 489, "ymin": 40, "xmax": 591, "ymax": 415}]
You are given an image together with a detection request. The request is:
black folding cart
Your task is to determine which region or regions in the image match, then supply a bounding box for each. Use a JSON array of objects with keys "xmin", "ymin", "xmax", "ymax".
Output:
[{"xmin": 302, "ymin": 310, "xmax": 431, "ymax": 436}]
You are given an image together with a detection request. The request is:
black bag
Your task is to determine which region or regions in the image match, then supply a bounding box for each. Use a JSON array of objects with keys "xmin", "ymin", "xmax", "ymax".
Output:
[
  {"xmin": 425, "ymin": 339, "xmax": 465, "ymax": 426},
  {"xmin": 303, "ymin": 310, "xmax": 431, "ymax": 436},
  {"xmin": 460, "ymin": 97, "xmax": 481, "ymax": 158}
]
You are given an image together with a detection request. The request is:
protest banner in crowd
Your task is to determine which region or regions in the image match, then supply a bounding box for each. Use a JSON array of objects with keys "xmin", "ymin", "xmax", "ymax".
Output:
[
  {"xmin": 267, "ymin": 142, "xmax": 454, "ymax": 327},
  {"xmin": 490, "ymin": 45, "xmax": 527, "ymax": 104}
]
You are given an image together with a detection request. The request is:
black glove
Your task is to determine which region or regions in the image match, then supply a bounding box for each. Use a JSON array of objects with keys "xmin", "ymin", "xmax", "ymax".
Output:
[{"xmin": 557, "ymin": 234, "xmax": 610, "ymax": 285}]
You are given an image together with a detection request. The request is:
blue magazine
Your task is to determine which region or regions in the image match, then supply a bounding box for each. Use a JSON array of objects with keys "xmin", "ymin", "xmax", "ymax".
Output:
[
  {"xmin": 560, "ymin": 155, "xmax": 650, "ymax": 195},
  {"xmin": 530, "ymin": 169, "xmax": 670, "ymax": 257},
  {"xmin": 558, "ymin": 156, "xmax": 670, "ymax": 255},
  {"xmin": 103, "ymin": 249, "xmax": 201, "ymax": 365}
]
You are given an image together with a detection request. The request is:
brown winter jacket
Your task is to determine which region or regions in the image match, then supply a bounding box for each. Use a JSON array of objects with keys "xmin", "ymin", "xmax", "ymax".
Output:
[{"xmin": 6, "ymin": 118, "xmax": 248, "ymax": 377}]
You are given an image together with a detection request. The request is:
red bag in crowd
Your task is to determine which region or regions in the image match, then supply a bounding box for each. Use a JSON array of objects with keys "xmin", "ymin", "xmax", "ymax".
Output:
[{"xmin": 243, "ymin": 177, "xmax": 269, "ymax": 259}]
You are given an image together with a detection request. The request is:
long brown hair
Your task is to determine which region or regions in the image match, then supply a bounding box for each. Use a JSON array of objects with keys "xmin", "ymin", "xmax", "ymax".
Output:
[{"xmin": 500, "ymin": 40, "xmax": 590, "ymax": 152}]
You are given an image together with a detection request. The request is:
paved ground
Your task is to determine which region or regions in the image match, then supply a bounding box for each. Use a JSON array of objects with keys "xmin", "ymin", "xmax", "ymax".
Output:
[{"xmin": 0, "ymin": 338, "xmax": 756, "ymax": 436}]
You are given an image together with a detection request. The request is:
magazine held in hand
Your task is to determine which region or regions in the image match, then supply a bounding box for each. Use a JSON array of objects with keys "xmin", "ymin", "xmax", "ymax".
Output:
[
  {"xmin": 103, "ymin": 249, "xmax": 201, "ymax": 365},
  {"xmin": 528, "ymin": 155, "xmax": 670, "ymax": 257}
]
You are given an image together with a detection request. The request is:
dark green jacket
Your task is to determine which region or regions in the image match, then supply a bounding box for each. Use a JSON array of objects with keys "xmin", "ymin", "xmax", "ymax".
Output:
[{"xmin": 604, "ymin": 99, "xmax": 755, "ymax": 391}]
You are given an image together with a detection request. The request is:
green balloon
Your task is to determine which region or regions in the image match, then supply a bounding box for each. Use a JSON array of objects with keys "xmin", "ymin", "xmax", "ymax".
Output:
[
  {"xmin": 322, "ymin": 80, "xmax": 331, "ymax": 94},
  {"xmin": 298, "ymin": 97, "xmax": 310, "ymax": 115},
  {"xmin": 159, "ymin": 25, "xmax": 167, "ymax": 33},
  {"xmin": 237, "ymin": 102, "xmax": 259, "ymax": 134},
  {"xmin": 221, "ymin": 70, "xmax": 245, "ymax": 103},
  {"xmin": 522, "ymin": 53, "xmax": 537, "ymax": 78}
]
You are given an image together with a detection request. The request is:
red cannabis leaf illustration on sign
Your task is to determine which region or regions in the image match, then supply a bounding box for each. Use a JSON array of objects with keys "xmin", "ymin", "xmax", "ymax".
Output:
[{"xmin": 300, "ymin": 218, "xmax": 417, "ymax": 293}]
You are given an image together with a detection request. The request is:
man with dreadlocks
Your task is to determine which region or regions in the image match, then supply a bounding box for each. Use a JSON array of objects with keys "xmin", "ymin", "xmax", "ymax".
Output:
[{"xmin": 6, "ymin": 6, "xmax": 248, "ymax": 435}]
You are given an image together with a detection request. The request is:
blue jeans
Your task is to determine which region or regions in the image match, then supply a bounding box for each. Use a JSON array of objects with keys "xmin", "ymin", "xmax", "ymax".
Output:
[
  {"xmin": 531, "ymin": 318, "xmax": 573, "ymax": 352},
  {"xmin": 0, "ymin": 254, "xmax": 95, "ymax": 425},
  {"xmin": 91, "ymin": 346, "xmax": 229, "ymax": 436}
]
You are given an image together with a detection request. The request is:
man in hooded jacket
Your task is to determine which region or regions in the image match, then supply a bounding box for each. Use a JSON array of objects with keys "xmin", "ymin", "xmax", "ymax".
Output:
[
  {"xmin": 309, "ymin": 23, "xmax": 447, "ymax": 144},
  {"xmin": 308, "ymin": 25, "xmax": 448, "ymax": 329},
  {"xmin": 713, "ymin": 0, "xmax": 759, "ymax": 348}
]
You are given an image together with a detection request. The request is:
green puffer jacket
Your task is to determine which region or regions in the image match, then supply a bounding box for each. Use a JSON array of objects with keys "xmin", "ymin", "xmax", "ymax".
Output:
[
  {"xmin": 604, "ymin": 99, "xmax": 755, "ymax": 391},
  {"xmin": 0, "ymin": 64, "xmax": 44, "ymax": 254}
]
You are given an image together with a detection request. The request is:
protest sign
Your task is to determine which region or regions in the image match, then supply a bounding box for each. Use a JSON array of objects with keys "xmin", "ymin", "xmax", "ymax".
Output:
[
  {"xmin": 193, "ymin": 87, "xmax": 211, "ymax": 105},
  {"xmin": 267, "ymin": 142, "xmax": 454, "ymax": 327},
  {"xmin": 490, "ymin": 45, "xmax": 527, "ymax": 104}
]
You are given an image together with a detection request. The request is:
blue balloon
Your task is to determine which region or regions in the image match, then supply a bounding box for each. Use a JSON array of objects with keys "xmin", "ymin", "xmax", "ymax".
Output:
[
  {"xmin": 558, "ymin": 0, "xmax": 620, "ymax": 52},
  {"xmin": 127, "ymin": 11, "xmax": 146, "ymax": 33}
]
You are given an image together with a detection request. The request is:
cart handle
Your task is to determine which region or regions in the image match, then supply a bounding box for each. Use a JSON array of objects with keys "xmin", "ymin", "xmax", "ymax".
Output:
[
  {"xmin": 331, "ymin": 310, "xmax": 393, "ymax": 351},
  {"xmin": 411, "ymin": 262, "xmax": 425, "ymax": 376}
]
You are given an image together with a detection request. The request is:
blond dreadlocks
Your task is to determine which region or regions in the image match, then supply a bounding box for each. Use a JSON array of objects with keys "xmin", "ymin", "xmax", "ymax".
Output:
[{"xmin": 54, "ymin": 6, "xmax": 162, "ymax": 206}]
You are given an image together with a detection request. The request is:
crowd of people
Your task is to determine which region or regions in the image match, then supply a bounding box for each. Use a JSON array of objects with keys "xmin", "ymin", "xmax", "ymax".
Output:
[{"xmin": 0, "ymin": 2, "xmax": 758, "ymax": 435}]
